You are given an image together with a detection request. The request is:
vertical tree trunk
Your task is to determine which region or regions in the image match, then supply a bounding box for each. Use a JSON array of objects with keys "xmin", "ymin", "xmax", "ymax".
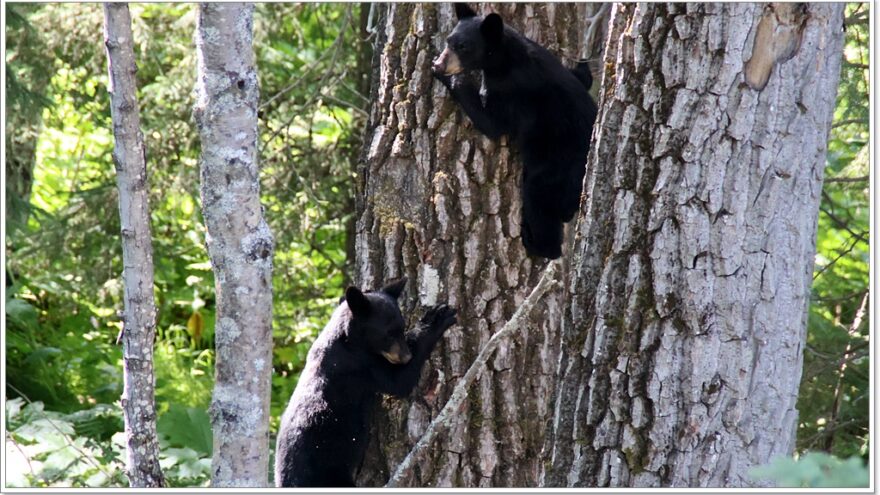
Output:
[
  {"xmin": 102, "ymin": 3, "xmax": 164, "ymax": 488},
  {"xmin": 542, "ymin": 3, "xmax": 845, "ymax": 487},
  {"xmin": 193, "ymin": 3, "xmax": 274, "ymax": 487},
  {"xmin": 5, "ymin": 5, "xmax": 52, "ymax": 231},
  {"xmin": 354, "ymin": 3, "xmax": 606, "ymax": 487}
]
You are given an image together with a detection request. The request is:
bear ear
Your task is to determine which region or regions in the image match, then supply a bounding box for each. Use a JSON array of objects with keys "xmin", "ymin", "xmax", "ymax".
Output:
[
  {"xmin": 381, "ymin": 277, "xmax": 408, "ymax": 299},
  {"xmin": 480, "ymin": 13, "xmax": 504, "ymax": 44},
  {"xmin": 454, "ymin": 3, "xmax": 477, "ymax": 20},
  {"xmin": 344, "ymin": 286, "xmax": 371, "ymax": 316}
]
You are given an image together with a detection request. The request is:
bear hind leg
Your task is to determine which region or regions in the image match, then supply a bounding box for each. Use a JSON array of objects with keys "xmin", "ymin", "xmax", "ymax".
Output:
[{"xmin": 521, "ymin": 185, "xmax": 563, "ymax": 259}]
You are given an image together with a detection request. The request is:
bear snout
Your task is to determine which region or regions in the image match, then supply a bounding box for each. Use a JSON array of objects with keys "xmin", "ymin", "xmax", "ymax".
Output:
[
  {"xmin": 381, "ymin": 342, "xmax": 412, "ymax": 365},
  {"xmin": 433, "ymin": 47, "xmax": 462, "ymax": 76}
]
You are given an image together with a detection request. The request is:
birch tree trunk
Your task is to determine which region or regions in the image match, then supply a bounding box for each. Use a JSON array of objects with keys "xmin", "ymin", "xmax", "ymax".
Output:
[
  {"xmin": 193, "ymin": 3, "xmax": 274, "ymax": 487},
  {"xmin": 354, "ymin": 3, "xmax": 607, "ymax": 487},
  {"xmin": 542, "ymin": 3, "xmax": 845, "ymax": 487},
  {"xmin": 102, "ymin": 3, "xmax": 164, "ymax": 488}
]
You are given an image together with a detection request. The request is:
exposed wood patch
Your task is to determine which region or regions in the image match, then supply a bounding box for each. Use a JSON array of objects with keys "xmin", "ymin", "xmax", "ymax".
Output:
[{"xmin": 744, "ymin": 3, "xmax": 809, "ymax": 91}]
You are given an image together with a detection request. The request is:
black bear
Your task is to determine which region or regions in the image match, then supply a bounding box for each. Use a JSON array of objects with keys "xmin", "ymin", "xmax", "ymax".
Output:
[
  {"xmin": 432, "ymin": 4, "xmax": 598, "ymax": 260},
  {"xmin": 274, "ymin": 278, "xmax": 457, "ymax": 487}
]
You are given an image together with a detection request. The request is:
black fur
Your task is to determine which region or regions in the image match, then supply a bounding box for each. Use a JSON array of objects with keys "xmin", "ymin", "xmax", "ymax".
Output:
[
  {"xmin": 274, "ymin": 278, "xmax": 457, "ymax": 487},
  {"xmin": 433, "ymin": 4, "xmax": 598, "ymax": 259}
]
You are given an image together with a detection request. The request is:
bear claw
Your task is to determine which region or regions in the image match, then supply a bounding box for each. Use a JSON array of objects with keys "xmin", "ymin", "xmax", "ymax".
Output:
[{"xmin": 423, "ymin": 304, "xmax": 458, "ymax": 332}]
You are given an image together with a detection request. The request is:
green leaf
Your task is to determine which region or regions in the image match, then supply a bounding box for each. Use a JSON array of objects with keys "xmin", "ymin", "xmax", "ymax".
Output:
[
  {"xmin": 750, "ymin": 452, "xmax": 869, "ymax": 488},
  {"xmin": 65, "ymin": 404, "xmax": 123, "ymax": 441},
  {"xmin": 157, "ymin": 404, "xmax": 212, "ymax": 456},
  {"xmin": 23, "ymin": 346, "xmax": 62, "ymax": 365},
  {"xmin": 5, "ymin": 297, "xmax": 39, "ymax": 331},
  {"xmin": 6, "ymin": 397, "xmax": 26, "ymax": 422}
]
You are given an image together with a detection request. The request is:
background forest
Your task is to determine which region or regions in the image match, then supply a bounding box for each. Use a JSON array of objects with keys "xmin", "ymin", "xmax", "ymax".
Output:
[{"xmin": 3, "ymin": 3, "xmax": 871, "ymax": 487}]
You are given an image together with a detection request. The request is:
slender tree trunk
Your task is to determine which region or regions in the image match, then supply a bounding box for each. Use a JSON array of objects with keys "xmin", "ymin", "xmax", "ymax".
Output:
[
  {"xmin": 542, "ymin": 3, "xmax": 845, "ymax": 487},
  {"xmin": 193, "ymin": 3, "xmax": 274, "ymax": 487},
  {"xmin": 354, "ymin": 3, "xmax": 606, "ymax": 487},
  {"xmin": 103, "ymin": 3, "xmax": 164, "ymax": 488}
]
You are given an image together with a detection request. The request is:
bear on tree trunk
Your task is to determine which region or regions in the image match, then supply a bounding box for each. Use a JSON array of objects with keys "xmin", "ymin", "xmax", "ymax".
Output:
[
  {"xmin": 274, "ymin": 278, "xmax": 457, "ymax": 487},
  {"xmin": 433, "ymin": 3, "xmax": 598, "ymax": 260}
]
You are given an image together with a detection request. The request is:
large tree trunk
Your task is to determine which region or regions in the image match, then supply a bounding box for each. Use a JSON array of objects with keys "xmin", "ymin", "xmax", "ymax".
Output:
[
  {"xmin": 193, "ymin": 3, "xmax": 275, "ymax": 487},
  {"xmin": 102, "ymin": 3, "xmax": 164, "ymax": 488},
  {"xmin": 542, "ymin": 3, "xmax": 845, "ymax": 487},
  {"xmin": 354, "ymin": 3, "xmax": 606, "ymax": 487}
]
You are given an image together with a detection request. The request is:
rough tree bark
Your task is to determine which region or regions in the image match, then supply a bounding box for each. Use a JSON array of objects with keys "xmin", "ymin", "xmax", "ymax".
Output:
[
  {"xmin": 193, "ymin": 3, "xmax": 275, "ymax": 487},
  {"xmin": 542, "ymin": 3, "xmax": 845, "ymax": 487},
  {"xmin": 354, "ymin": 3, "xmax": 607, "ymax": 487},
  {"xmin": 102, "ymin": 3, "xmax": 164, "ymax": 488}
]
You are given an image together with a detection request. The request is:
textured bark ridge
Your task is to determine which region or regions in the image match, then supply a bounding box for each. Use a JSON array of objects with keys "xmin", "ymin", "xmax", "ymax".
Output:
[
  {"xmin": 542, "ymin": 3, "xmax": 844, "ymax": 487},
  {"xmin": 354, "ymin": 3, "xmax": 603, "ymax": 487},
  {"xmin": 102, "ymin": 3, "xmax": 165, "ymax": 488},
  {"xmin": 193, "ymin": 3, "xmax": 274, "ymax": 487}
]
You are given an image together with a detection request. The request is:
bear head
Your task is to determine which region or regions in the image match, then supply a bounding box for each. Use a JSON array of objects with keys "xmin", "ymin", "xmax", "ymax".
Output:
[
  {"xmin": 432, "ymin": 3, "xmax": 505, "ymax": 76},
  {"xmin": 343, "ymin": 278, "xmax": 412, "ymax": 365}
]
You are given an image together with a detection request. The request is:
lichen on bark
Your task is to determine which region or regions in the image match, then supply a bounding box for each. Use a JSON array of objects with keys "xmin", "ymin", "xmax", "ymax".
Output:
[{"xmin": 193, "ymin": 2, "xmax": 274, "ymax": 487}]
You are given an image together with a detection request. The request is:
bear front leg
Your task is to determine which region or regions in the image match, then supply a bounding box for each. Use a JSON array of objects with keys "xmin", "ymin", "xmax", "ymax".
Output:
[
  {"xmin": 434, "ymin": 74, "xmax": 506, "ymax": 140},
  {"xmin": 371, "ymin": 305, "xmax": 457, "ymax": 398}
]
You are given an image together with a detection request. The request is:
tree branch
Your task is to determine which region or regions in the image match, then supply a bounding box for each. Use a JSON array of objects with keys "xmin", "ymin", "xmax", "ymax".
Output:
[
  {"xmin": 819, "ymin": 190, "xmax": 868, "ymax": 243},
  {"xmin": 825, "ymin": 175, "xmax": 869, "ymax": 183},
  {"xmin": 385, "ymin": 260, "xmax": 562, "ymax": 488},
  {"xmin": 259, "ymin": 5, "xmax": 353, "ymax": 110},
  {"xmin": 813, "ymin": 231, "xmax": 869, "ymax": 281},
  {"xmin": 581, "ymin": 3, "xmax": 610, "ymax": 60},
  {"xmin": 824, "ymin": 291, "xmax": 869, "ymax": 451},
  {"xmin": 844, "ymin": 9, "xmax": 868, "ymax": 26},
  {"xmin": 831, "ymin": 118, "xmax": 866, "ymax": 128}
]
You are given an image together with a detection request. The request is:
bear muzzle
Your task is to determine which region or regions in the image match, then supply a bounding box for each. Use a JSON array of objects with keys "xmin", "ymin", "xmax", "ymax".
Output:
[
  {"xmin": 432, "ymin": 47, "xmax": 463, "ymax": 76},
  {"xmin": 381, "ymin": 342, "xmax": 412, "ymax": 365}
]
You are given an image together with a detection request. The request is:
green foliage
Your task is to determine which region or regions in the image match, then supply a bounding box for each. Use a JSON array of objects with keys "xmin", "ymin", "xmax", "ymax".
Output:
[
  {"xmin": 155, "ymin": 402, "xmax": 213, "ymax": 486},
  {"xmin": 158, "ymin": 445, "xmax": 211, "ymax": 487},
  {"xmin": 4, "ymin": 4, "xmax": 53, "ymax": 115},
  {"xmin": 5, "ymin": 3, "xmax": 368, "ymax": 487},
  {"xmin": 5, "ymin": 3, "xmax": 54, "ymax": 230},
  {"xmin": 750, "ymin": 452, "xmax": 869, "ymax": 488},
  {"xmin": 253, "ymin": 2, "xmax": 369, "ymax": 424},
  {"xmin": 5, "ymin": 397, "xmax": 214, "ymax": 488},
  {"xmin": 153, "ymin": 343, "xmax": 214, "ymax": 413},
  {"xmin": 5, "ymin": 398, "xmax": 127, "ymax": 487},
  {"xmin": 157, "ymin": 404, "xmax": 213, "ymax": 456}
]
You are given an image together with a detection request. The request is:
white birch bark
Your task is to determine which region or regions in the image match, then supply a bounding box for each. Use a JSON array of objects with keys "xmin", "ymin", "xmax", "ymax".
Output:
[
  {"xmin": 103, "ymin": 3, "xmax": 164, "ymax": 487},
  {"xmin": 193, "ymin": 3, "xmax": 274, "ymax": 487},
  {"xmin": 542, "ymin": 3, "xmax": 845, "ymax": 487}
]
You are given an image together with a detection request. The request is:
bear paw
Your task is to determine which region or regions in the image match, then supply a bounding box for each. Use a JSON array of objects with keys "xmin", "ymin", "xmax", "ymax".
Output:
[{"xmin": 422, "ymin": 304, "xmax": 458, "ymax": 333}]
